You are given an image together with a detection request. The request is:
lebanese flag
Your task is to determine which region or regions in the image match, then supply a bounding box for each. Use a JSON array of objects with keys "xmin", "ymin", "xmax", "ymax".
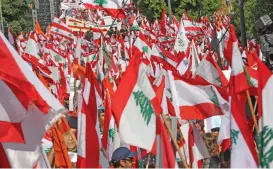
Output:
[
  {"xmin": 256, "ymin": 54, "xmax": 273, "ymax": 168},
  {"xmin": 82, "ymin": 0, "xmax": 126, "ymax": 19},
  {"xmin": 49, "ymin": 17, "xmax": 76, "ymax": 42},
  {"xmin": 174, "ymin": 18, "xmax": 189, "ymax": 53},
  {"xmin": 77, "ymin": 64, "xmax": 100, "ymax": 168},
  {"xmin": 151, "ymin": 44, "xmax": 178, "ymax": 68},
  {"xmin": 156, "ymin": 116, "xmax": 179, "ymax": 168},
  {"xmin": 226, "ymin": 25, "xmax": 249, "ymax": 94},
  {"xmin": 189, "ymin": 124, "xmax": 210, "ymax": 168},
  {"xmin": 34, "ymin": 146, "xmax": 51, "ymax": 168},
  {"xmin": 196, "ymin": 53, "xmax": 228, "ymax": 87},
  {"xmin": 230, "ymin": 94, "xmax": 258, "ymax": 167},
  {"xmin": 129, "ymin": 14, "xmax": 140, "ymax": 31},
  {"xmin": 102, "ymin": 89, "xmax": 115, "ymax": 161},
  {"xmin": 23, "ymin": 31, "xmax": 52, "ymax": 75},
  {"xmin": 160, "ymin": 9, "xmax": 167, "ymax": 35},
  {"xmin": 171, "ymin": 73, "xmax": 229, "ymax": 120},
  {"xmin": 179, "ymin": 122, "xmax": 209, "ymax": 168},
  {"xmin": 112, "ymin": 54, "xmax": 162, "ymax": 154},
  {"xmin": 0, "ymin": 32, "xmax": 65, "ymax": 167},
  {"xmin": 133, "ymin": 32, "xmax": 152, "ymax": 60}
]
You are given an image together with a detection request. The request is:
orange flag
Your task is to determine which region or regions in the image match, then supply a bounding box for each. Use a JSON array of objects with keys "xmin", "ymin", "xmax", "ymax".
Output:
[
  {"xmin": 52, "ymin": 125, "xmax": 72, "ymax": 168},
  {"xmin": 35, "ymin": 19, "xmax": 45, "ymax": 35}
]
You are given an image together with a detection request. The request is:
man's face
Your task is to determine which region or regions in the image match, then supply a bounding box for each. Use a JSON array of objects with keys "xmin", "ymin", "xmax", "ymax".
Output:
[
  {"xmin": 63, "ymin": 128, "xmax": 77, "ymax": 151},
  {"xmin": 99, "ymin": 112, "xmax": 105, "ymax": 131},
  {"xmin": 119, "ymin": 157, "xmax": 134, "ymax": 168}
]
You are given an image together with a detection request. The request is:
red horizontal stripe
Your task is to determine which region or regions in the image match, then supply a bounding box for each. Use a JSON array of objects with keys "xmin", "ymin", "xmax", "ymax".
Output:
[
  {"xmin": 0, "ymin": 121, "xmax": 25, "ymax": 143},
  {"xmin": 180, "ymin": 103, "xmax": 223, "ymax": 120}
]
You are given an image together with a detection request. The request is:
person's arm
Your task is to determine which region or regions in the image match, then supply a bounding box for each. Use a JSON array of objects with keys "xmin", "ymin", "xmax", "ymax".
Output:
[{"xmin": 47, "ymin": 147, "xmax": 55, "ymax": 167}]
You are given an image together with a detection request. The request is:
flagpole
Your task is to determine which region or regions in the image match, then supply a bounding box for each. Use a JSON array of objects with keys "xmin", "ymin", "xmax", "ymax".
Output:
[
  {"xmin": 246, "ymin": 90, "xmax": 259, "ymax": 133},
  {"xmin": 0, "ymin": 0, "xmax": 4, "ymax": 34},
  {"xmin": 167, "ymin": 0, "xmax": 173, "ymax": 24},
  {"xmin": 161, "ymin": 114, "xmax": 190, "ymax": 168}
]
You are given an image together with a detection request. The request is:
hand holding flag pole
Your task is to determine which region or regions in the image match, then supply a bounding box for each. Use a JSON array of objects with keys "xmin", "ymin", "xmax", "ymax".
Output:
[{"xmin": 161, "ymin": 114, "xmax": 190, "ymax": 168}]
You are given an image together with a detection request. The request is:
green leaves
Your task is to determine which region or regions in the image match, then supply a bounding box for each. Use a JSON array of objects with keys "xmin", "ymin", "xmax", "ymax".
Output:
[
  {"xmin": 231, "ymin": 129, "xmax": 240, "ymax": 145},
  {"xmin": 2, "ymin": 0, "xmax": 33, "ymax": 35},
  {"xmin": 133, "ymin": 90, "xmax": 154, "ymax": 126},
  {"xmin": 132, "ymin": 0, "xmax": 167, "ymax": 21},
  {"xmin": 257, "ymin": 126, "xmax": 273, "ymax": 168}
]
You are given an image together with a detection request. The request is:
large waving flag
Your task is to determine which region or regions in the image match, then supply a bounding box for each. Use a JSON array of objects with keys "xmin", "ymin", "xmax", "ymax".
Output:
[
  {"xmin": 112, "ymin": 54, "xmax": 162, "ymax": 154},
  {"xmin": 82, "ymin": 0, "xmax": 127, "ymax": 19},
  {"xmin": 256, "ymin": 55, "xmax": 273, "ymax": 168},
  {"xmin": 77, "ymin": 64, "xmax": 100, "ymax": 168},
  {"xmin": 171, "ymin": 73, "xmax": 229, "ymax": 120},
  {"xmin": 230, "ymin": 94, "xmax": 258, "ymax": 167},
  {"xmin": 0, "ymin": 32, "xmax": 65, "ymax": 167}
]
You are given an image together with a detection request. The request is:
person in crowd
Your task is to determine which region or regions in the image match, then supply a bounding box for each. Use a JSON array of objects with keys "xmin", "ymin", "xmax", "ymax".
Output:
[
  {"xmin": 195, "ymin": 120, "xmax": 205, "ymax": 134},
  {"xmin": 142, "ymin": 154, "xmax": 156, "ymax": 168},
  {"xmin": 98, "ymin": 105, "xmax": 105, "ymax": 134},
  {"xmin": 47, "ymin": 115, "xmax": 78, "ymax": 168},
  {"xmin": 211, "ymin": 127, "xmax": 220, "ymax": 138},
  {"xmin": 202, "ymin": 132, "xmax": 221, "ymax": 168},
  {"xmin": 110, "ymin": 147, "xmax": 136, "ymax": 168}
]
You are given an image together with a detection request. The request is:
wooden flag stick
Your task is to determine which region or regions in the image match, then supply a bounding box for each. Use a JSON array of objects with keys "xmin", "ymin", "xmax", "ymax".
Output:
[
  {"xmin": 246, "ymin": 90, "xmax": 259, "ymax": 133},
  {"xmin": 253, "ymin": 98, "xmax": 258, "ymax": 113},
  {"xmin": 161, "ymin": 114, "xmax": 190, "ymax": 168},
  {"xmin": 145, "ymin": 153, "xmax": 151, "ymax": 169}
]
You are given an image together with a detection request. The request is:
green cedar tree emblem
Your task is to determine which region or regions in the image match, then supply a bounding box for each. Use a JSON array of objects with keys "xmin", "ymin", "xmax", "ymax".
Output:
[
  {"xmin": 166, "ymin": 88, "xmax": 173, "ymax": 102},
  {"xmin": 244, "ymin": 67, "xmax": 256, "ymax": 87},
  {"xmin": 55, "ymin": 28, "xmax": 59, "ymax": 32},
  {"xmin": 142, "ymin": 46, "xmax": 149, "ymax": 53},
  {"xmin": 183, "ymin": 59, "xmax": 188, "ymax": 65},
  {"xmin": 73, "ymin": 22, "xmax": 78, "ymax": 26},
  {"xmin": 91, "ymin": 55, "xmax": 96, "ymax": 61},
  {"xmin": 133, "ymin": 90, "xmax": 154, "ymax": 125},
  {"xmin": 94, "ymin": 0, "xmax": 107, "ymax": 6},
  {"xmin": 131, "ymin": 25, "xmax": 139, "ymax": 31},
  {"xmin": 97, "ymin": 72, "xmax": 101, "ymax": 84},
  {"xmin": 45, "ymin": 148, "xmax": 51, "ymax": 154},
  {"xmin": 108, "ymin": 128, "xmax": 115, "ymax": 142},
  {"xmin": 215, "ymin": 76, "xmax": 222, "ymax": 86},
  {"xmin": 209, "ymin": 87, "xmax": 220, "ymax": 106},
  {"xmin": 55, "ymin": 54, "xmax": 62, "ymax": 61},
  {"xmin": 257, "ymin": 126, "xmax": 273, "ymax": 168},
  {"xmin": 231, "ymin": 129, "xmax": 240, "ymax": 145}
]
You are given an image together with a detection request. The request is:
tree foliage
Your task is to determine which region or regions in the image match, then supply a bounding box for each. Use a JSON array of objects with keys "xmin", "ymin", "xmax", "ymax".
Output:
[
  {"xmin": 133, "ymin": 0, "xmax": 167, "ymax": 21},
  {"xmin": 2, "ymin": 0, "xmax": 33, "ymax": 35},
  {"xmin": 172, "ymin": 0, "xmax": 222, "ymax": 20},
  {"xmin": 133, "ymin": 0, "xmax": 222, "ymax": 21},
  {"xmin": 231, "ymin": 0, "xmax": 256, "ymax": 38},
  {"xmin": 231, "ymin": 0, "xmax": 273, "ymax": 38}
]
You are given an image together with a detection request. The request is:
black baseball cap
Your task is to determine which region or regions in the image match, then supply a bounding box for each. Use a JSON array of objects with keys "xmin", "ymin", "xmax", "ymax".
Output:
[{"xmin": 111, "ymin": 147, "xmax": 136, "ymax": 162}]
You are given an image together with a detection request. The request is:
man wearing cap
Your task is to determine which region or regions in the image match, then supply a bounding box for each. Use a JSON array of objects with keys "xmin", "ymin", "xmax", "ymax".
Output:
[{"xmin": 110, "ymin": 147, "xmax": 136, "ymax": 168}]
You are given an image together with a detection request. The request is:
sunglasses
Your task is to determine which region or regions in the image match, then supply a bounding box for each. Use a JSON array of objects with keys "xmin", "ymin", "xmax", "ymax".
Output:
[{"xmin": 123, "ymin": 158, "xmax": 134, "ymax": 163}]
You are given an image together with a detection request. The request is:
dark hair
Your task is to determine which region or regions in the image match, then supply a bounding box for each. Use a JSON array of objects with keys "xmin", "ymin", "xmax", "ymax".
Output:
[{"xmin": 110, "ymin": 160, "xmax": 121, "ymax": 168}]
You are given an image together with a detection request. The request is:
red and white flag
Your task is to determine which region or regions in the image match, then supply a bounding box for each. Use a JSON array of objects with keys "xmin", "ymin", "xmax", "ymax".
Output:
[
  {"xmin": 0, "ymin": 32, "xmax": 65, "ymax": 168},
  {"xmin": 112, "ymin": 54, "xmax": 162, "ymax": 154},
  {"xmin": 171, "ymin": 72, "xmax": 229, "ymax": 120},
  {"xmin": 77, "ymin": 64, "xmax": 100, "ymax": 168},
  {"xmin": 82, "ymin": 0, "xmax": 127, "ymax": 19}
]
